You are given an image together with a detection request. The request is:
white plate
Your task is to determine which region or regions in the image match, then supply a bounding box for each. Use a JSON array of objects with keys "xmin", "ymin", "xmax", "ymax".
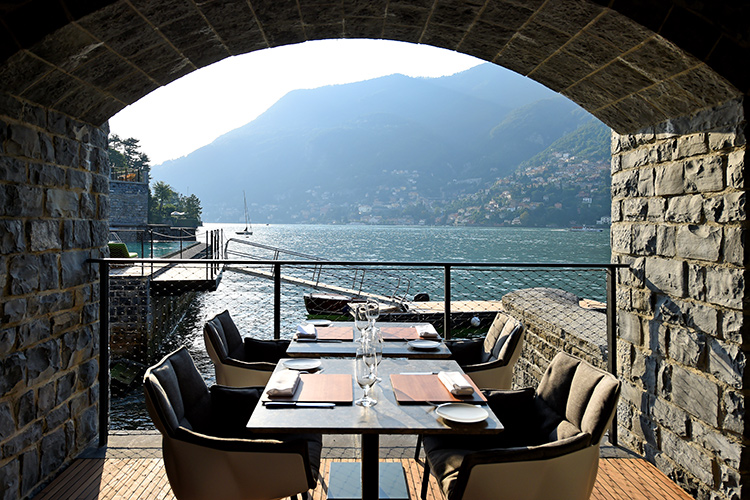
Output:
[
  {"xmin": 435, "ymin": 403, "xmax": 489, "ymax": 424},
  {"xmin": 283, "ymin": 359, "xmax": 322, "ymax": 371},
  {"xmin": 407, "ymin": 340, "xmax": 441, "ymax": 350},
  {"xmin": 307, "ymin": 319, "xmax": 332, "ymax": 327}
]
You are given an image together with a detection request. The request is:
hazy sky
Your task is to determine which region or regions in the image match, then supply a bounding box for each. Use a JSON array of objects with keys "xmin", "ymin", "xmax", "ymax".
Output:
[{"xmin": 109, "ymin": 39, "xmax": 483, "ymax": 165}]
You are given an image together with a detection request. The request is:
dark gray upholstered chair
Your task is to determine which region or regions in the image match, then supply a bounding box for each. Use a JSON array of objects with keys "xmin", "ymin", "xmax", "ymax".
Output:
[
  {"xmin": 446, "ymin": 312, "xmax": 525, "ymax": 390},
  {"xmin": 143, "ymin": 346, "xmax": 321, "ymax": 500},
  {"xmin": 203, "ymin": 309, "xmax": 289, "ymax": 387},
  {"xmin": 421, "ymin": 352, "xmax": 620, "ymax": 500}
]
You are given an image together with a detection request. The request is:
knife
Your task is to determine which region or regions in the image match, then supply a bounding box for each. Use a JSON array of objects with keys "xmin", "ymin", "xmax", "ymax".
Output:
[
  {"xmin": 294, "ymin": 339, "xmax": 344, "ymax": 343},
  {"xmin": 264, "ymin": 402, "xmax": 336, "ymax": 408},
  {"xmin": 400, "ymin": 372, "xmax": 439, "ymax": 375}
]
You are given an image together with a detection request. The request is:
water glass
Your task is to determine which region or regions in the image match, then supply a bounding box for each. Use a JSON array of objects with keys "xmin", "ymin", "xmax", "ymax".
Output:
[
  {"xmin": 351, "ymin": 303, "xmax": 369, "ymax": 342},
  {"xmin": 355, "ymin": 344, "xmax": 378, "ymax": 407},
  {"xmin": 365, "ymin": 299, "xmax": 380, "ymax": 327}
]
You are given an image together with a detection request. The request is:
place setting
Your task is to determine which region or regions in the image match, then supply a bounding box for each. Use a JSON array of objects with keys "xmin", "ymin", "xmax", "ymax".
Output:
[{"xmin": 261, "ymin": 364, "xmax": 353, "ymax": 408}]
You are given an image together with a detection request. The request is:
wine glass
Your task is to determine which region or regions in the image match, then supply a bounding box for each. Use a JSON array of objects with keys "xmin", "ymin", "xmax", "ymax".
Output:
[
  {"xmin": 370, "ymin": 327, "xmax": 383, "ymax": 382},
  {"xmin": 351, "ymin": 303, "xmax": 369, "ymax": 342},
  {"xmin": 365, "ymin": 299, "xmax": 380, "ymax": 328},
  {"xmin": 355, "ymin": 344, "xmax": 378, "ymax": 407}
]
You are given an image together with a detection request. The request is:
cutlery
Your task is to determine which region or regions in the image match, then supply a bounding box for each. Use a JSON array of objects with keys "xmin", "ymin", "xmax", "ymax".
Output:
[
  {"xmin": 400, "ymin": 371, "xmax": 439, "ymax": 375},
  {"xmin": 295, "ymin": 339, "xmax": 344, "ymax": 343},
  {"xmin": 264, "ymin": 402, "xmax": 336, "ymax": 408}
]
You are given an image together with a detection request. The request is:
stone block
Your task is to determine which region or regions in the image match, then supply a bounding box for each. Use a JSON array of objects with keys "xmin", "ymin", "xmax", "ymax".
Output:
[
  {"xmin": 708, "ymin": 337, "xmax": 745, "ymax": 389},
  {"xmin": 15, "ymin": 390, "xmax": 35, "ymax": 427},
  {"xmin": 0, "ymin": 458, "xmax": 19, "ymax": 500},
  {"xmin": 722, "ymin": 226, "xmax": 744, "ymax": 266},
  {"xmin": 684, "ymin": 156, "xmax": 724, "ymax": 193},
  {"xmin": 707, "ymin": 131, "xmax": 734, "ymax": 151},
  {"xmin": 646, "ymin": 198, "xmax": 665, "ymax": 222},
  {"xmin": 9, "ymin": 254, "xmax": 41, "ymax": 295},
  {"xmin": 75, "ymin": 406, "xmax": 97, "ymax": 449},
  {"xmin": 674, "ymin": 133, "xmax": 708, "ymax": 159},
  {"xmin": 611, "ymin": 223, "xmax": 632, "ymax": 253},
  {"xmin": 0, "ymin": 157, "xmax": 26, "ymax": 183},
  {"xmin": 0, "ymin": 220, "xmax": 25, "ymax": 253},
  {"xmin": 631, "ymin": 347, "xmax": 658, "ymax": 393},
  {"xmin": 693, "ymin": 420, "xmax": 741, "ymax": 469},
  {"xmin": 6, "ymin": 123, "xmax": 42, "ymax": 159},
  {"xmin": 40, "ymin": 427, "xmax": 67, "ymax": 479},
  {"xmin": 675, "ymin": 225, "xmax": 721, "ymax": 262},
  {"xmin": 665, "ymin": 195, "xmax": 703, "ymax": 223},
  {"xmin": 2, "ymin": 297, "xmax": 27, "ymax": 324},
  {"xmin": 656, "ymin": 225, "xmax": 676, "ymax": 257},
  {"xmin": 17, "ymin": 318, "xmax": 50, "ymax": 349},
  {"xmin": 721, "ymin": 389, "xmax": 744, "ymax": 435},
  {"xmin": 611, "ymin": 199, "xmax": 622, "ymax": 222},
  {"xmin": 29, "ymin": 163, "xmax": 65, "ymax": 186},
  {"xmin": 55, "ymin": 371, "xmax": 77, "ymax": 405},
  {"xmin": 78, "ymin": 359, "xmax": 98, "ymax": 390},
  {"xmin": 631, "ymin": 288, "xmax": 652, "ymax": 313},
  {"xmin": 654, "ymin": 161, "xmax": 684, "ymax": 196},
  {"xmin": 721, "ymin": 310, "xmax": 743, "ymax": 344},
  {"xmin": 611, "ymin": 169, "xmax": 639, "ymax": 198},
  {"xmin": 670, "ymin": 363, "xmax": 719, "ymax": 426},
  {"xmin": 668, "ymin": 326, "xmax": 705, "ymax": 368},
  {"xmin": 61, "ymin": 250, "xmax": 92, "ymax": 288},
  {"xmin": 717, "ymin": 463, "xmax": 742, "ymax": 500},
  {"xmin": 0, "ymin": 401, "xmax": 14, "ymax": 441},
  {"xmin": 2, "ymin": 421, "xmax": 41, "ymax": 457},
  {"xmin": 26, "ymin": 340, "xmax": 60, "ymax": 385},
  {"xmin": 20, "ymin": 448, "xmax": 39, "ymax": 497},
  {"xmin": 38, "ymin": 253, "xmax": 59, "ymax": 292},
  {"xmin": 645, "ymin": 257, "xmax": 686, "ymax": 297},
  {"xmin": 682, "ymin": 301, "xmax": 718, "ymax": 336},
  {"xmin": 54, "ymin": 136, "xmax": 80, "ymax": 167},
  {"xmin": 632, "ymin": 223, "xmax": 656, "ymax": 255},
  {"xmin": 619, "ymin": 311, "xmax": 642, "ymax": 345},
  {"xmin": 718, "ymin": 192, "xmax": 745, "ymax": 223},
  {"xmin": 651, "ymin": 397, "xmax": 689, "ymax": 437},
  {"xmin": 705, "ymin": 266, "xmax": 744, "ymax": 309},
  {"xmin": 686, "ymin": 263, "xmax": 706, "ymax": 302},
  {"xmin": 28, "ymin": 220, "xmax": 61, "ymax": 251},
  {"xmin": 37, "ymin": 381, "xmax": 56, "ymax": 418},
  {"xmin": 46, "ymin": 189, "xmax": 79, "ymax": 218},
  {"xmin": 67, "ymin": 169, "xmax": 91, "ymax": 190},
  {"xmin": 623, "ymin": 198, "xmax": 648, "ymax": 221},
  {"xmin": 661, "ymin": 429, "xmax": 714, "ymax": 486},
  {"xmin": 726, "ymin": 150, "xmax": 744, "ymax": 189},
  {"xmin": 1, "ymin": 184, "xmax": 43, "ymax": 217},
  {"xmin": 0, "ymin": 327, "xmax": 15, "ymax": 357}
]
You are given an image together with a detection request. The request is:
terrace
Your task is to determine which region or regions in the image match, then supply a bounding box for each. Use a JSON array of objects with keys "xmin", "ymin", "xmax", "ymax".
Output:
[{"xmin": 1, "ymin": 1, "xmax": 748, "ymax": 499}]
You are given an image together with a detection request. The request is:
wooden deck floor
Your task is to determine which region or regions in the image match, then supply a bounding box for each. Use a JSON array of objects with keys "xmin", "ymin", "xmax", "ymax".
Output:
[{"xmin": 34, "ymin": 455, "xmax": 693, "ymax": 500}]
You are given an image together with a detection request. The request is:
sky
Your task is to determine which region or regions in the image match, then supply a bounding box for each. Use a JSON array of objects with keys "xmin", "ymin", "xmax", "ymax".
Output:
[{"xmin": 108, "ymin": 39, "xmax": 483, "ymax": 165}]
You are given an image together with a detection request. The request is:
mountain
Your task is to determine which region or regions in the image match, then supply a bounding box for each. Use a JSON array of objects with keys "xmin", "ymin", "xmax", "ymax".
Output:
[{"xmin": 152, "ymin": 64, "xmax": 597, "ymax": 223}]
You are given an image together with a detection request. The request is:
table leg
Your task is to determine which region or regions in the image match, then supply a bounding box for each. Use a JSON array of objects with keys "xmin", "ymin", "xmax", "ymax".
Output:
[{"xmin": 361, "ymin": 434, "xmax": 379, "ymax": 500}]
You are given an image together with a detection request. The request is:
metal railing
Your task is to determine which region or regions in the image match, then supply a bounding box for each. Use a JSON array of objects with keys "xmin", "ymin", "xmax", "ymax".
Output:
[{"xmin": 92, "ymin": 257, "xmax": 628, "ymax": 447}]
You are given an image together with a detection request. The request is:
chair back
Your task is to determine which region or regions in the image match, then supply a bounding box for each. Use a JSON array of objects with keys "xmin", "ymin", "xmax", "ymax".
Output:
[
  {"xmin": 143, "ymin": 346, "xmax": 211, "ymax": 436},
  {"xmin": 534, "ymin": 352, "xmax": 621, "ymax": 444},
  {"xmin": 204, "ymin": 310, "xmax": 243, "ymax": 362},
  {"xmin": 480, "ymin": 312, "xmax": 523, "ymax": 363}
]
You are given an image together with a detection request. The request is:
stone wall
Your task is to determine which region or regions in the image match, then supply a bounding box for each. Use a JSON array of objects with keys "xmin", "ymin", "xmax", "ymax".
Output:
[
  {"xmin": 611, "ymin": 98, "xmax": 748, "ymax": 500},
  {"xmin": 108, "ymin": 180, "xmax": 148, "ymax": 229},
  {"xmin": 0, "ymin": 93, "xmax": 108, "ymax": 498}
]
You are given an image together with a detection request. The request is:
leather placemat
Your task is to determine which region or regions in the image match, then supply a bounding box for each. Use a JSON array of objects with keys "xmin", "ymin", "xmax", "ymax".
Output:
[
  {"xmin": 316, "ymin": 326, "xmax": 354, "ymax": 340},
  {"xmin": 263, "ymin": 374, "xmax": 353, "ymax": 404},
  {"xmin": 390, "ymin": 374, "xmax": 487, "ymax": 404},
  {"xmin": 379, "ymin": 326, "xmax": 420, "ymax": 340}
]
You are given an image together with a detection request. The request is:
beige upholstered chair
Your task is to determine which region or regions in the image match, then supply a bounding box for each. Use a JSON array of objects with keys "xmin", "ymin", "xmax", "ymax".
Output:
[
  {"xmin": 143, "ymin": 346, "xmax": 321, "ymax": 500},
  {"xmin": 446, "ymin": 312, "xmax": 525, "ymax": 390},
  {"xmin": 203, "ymin": 309, "xmax": 289, "ymax": 387},
  {"xmin": 421, "ymin": 352, "xmax": 621, "ymax": 500}
]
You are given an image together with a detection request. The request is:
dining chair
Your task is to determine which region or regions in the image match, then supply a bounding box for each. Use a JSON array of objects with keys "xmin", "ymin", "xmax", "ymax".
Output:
[
  {"xmin": 446, "ymin": 311, "xmax": 525, "ymax": 390},
  {"xmin": 420, "ymin": 352, "xmax": 620, "ymax": 500},
  {"xmin": 143, "ymin": 346, "xmax": 321, "ymax": 500},
  {"xmin": 414, "ymin": 312, "xmax": 525, "ymax": 460},
  {"xmin": 203, "ymin": 309, "xmax": 289, "ymax": 386}
]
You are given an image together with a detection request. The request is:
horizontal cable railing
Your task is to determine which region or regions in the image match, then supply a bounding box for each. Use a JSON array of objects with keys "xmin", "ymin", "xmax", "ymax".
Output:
[{"xmin": 91, "ymin": 257, "xmax": 628, "ymax": 446}]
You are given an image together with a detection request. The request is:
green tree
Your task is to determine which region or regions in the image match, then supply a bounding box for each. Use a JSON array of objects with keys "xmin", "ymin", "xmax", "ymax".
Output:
[
  {"xmin": 151, "ymin": 181, "xmax": 177, "ymax": 223},
  {"xmin": 108, "ymin": 134, "xmax": 151, "ymax": 182}
]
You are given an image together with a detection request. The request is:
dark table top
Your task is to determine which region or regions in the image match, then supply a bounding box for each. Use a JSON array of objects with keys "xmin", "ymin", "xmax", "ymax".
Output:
[{"xmin": 247, "ymin": 358, "xmax": 504, "ymax": 435}]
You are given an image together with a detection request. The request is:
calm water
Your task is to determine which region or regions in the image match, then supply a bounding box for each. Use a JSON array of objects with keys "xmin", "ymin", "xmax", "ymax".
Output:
[{"xmin": 111, "ymin": 224, "xmax": 610, "ymax": 429}]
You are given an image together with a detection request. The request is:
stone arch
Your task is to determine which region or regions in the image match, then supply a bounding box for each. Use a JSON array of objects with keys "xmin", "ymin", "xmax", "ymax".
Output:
[{"xmin": 0, "ymin": 1, "xmax": 747, "ymax": 499}]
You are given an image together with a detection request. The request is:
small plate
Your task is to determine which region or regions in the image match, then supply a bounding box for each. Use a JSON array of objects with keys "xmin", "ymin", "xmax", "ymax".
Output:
[
  {"xmin": 307, "ymin": 319, "xmax": 332, "ymax": 327},
  {"xmin": 283, "ymin": 359, "xmax": 322, "ymax": 371},
  {"xmin": 435, "ymin": 403, "xmax": 488, "ymax": 424},
  {"xmin": 407, "ymin": 340, "xmax": 441, "ymax": 350}
]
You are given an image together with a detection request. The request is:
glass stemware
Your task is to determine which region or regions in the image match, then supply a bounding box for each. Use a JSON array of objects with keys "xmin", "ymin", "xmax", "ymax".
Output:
[
  {"xmin": 351, "ymin": 303, "xmax": 369, "ymax": 342},
  {"xmin": 370, "ymin": 327, "xmax": 383, "ymax": 382},
  {"xmin": 355, "ymin": 343, "xmax": 378, "ymax": 407},
  {"xmin": 365, "ymin": 299, "xmax": 380, "ymax": 328}
]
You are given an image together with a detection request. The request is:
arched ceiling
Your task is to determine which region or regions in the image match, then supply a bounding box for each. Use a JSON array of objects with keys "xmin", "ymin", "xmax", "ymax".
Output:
[{"xmin": 0, "ymin": 0, "xmax": 746, "ymax": 131}]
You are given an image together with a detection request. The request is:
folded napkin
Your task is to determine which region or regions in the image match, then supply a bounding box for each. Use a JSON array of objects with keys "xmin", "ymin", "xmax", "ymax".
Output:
[
  {"xmin": 296, "ymin": 323, "xmax": 317, "ymax": 339},
  {"xmin": 416, "ymin": 324, "xmax": 439, "ymax": 339},
  {"xmin": 438, "ymin": 371, "xmax": 474, "ymax": 396},
  {"xmin": 266, "ymin": 371, "xmax": 301, "ymax": 398}
]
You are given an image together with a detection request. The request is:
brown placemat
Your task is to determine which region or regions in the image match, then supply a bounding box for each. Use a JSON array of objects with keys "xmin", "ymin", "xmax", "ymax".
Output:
[
  {"xmin": 316, "ymin": 326, "xmax": 354, "ymax": 340},
  {"xmin": 379, "ymin": 326, "xmax": 419, "ymax": 340},
  {"xmin": 264, "ymin": 374, "xmax": 353, "ymax": 404},
  {"xmin": 390, "ymin": 374, "xmax": 487, "ymax": 404}
]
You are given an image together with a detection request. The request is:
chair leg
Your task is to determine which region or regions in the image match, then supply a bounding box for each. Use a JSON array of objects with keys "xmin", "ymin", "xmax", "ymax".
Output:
[
  {"xmin": 414, "ymin": 434, "xmax": 423, "ymax": 461},
  {"xmin": 420, "ymin": 459, "xmax": 431, "ymax": 500}
]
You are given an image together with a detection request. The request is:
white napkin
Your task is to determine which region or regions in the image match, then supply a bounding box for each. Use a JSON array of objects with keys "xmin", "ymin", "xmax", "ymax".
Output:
[
  {"xmin": 266, "ymin": 371, "xmax": 301, "ymax": 398},
  {"xmin": 416, "ymin": 324, "xmax": 439, "ymax": 339},
  {"xmin": 438, "ymin": 371, "xmax": 474, "ymax": 396},
  {"xmin": 296, "ymin": 323, "xmax": 317, "ymax": 339}
]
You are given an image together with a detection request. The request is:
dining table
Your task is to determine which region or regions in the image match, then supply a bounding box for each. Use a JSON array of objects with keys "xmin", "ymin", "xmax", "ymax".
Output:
[
  {"xmin": 286, "ymin": 321, "xmax": 453, "ymax": 359},
  {"xmin": 246, "ymin": 357, "xmax": 504, "ymax": 500}
]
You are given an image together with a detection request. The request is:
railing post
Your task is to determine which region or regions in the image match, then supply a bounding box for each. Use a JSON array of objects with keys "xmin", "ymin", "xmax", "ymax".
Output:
[
  {"xmin": 274, "ymin": 262, "xmax": 281, "ymax": 340},
  {"xmin": 98, "ymin": 261, "xmax": 110, "ymax": 448},
  {"xmin": 444, "ymin": 265, "xmax": 451, "ymax": 339},
  {"xmin": 606, "ymin": 266, "xmax": 618, "ymax": 446}
]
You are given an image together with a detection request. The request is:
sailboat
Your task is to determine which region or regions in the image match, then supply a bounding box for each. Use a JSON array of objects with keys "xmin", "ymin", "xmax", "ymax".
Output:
[{"xmin": 236, "ymin": 191, "xmax": 253, "ymax": 235}]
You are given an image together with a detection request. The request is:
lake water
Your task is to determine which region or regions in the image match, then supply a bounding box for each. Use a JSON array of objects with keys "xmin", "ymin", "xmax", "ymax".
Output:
[{"xmin": 110, "ymin": 224, "xmax": 611, "ymax": 429}]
